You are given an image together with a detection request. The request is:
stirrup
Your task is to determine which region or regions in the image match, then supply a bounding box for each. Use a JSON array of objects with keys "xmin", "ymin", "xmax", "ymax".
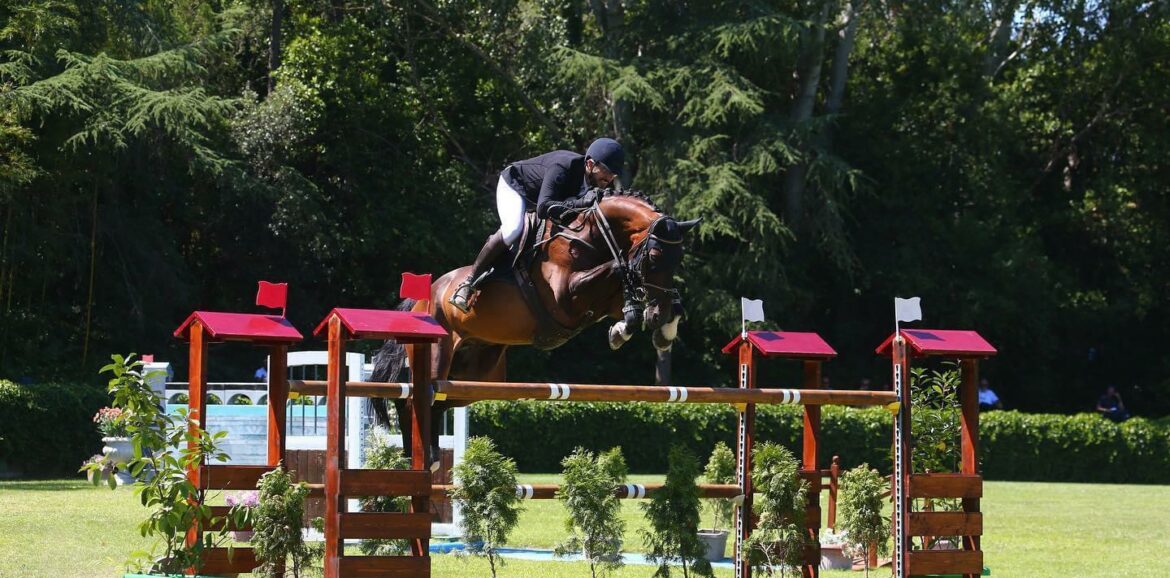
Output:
[{"xmin": 449, "ymin": 280, "xmax": 476, "ymax": 313}]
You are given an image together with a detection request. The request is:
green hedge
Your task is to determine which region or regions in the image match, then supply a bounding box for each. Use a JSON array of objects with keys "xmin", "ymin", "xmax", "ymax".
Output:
[
  {"xmin": 0, "ymin": 379, "xmax": 109, "ymax": 478},
  {"xmin": 469, "ymin": 402, "xmax": 1170, "ymax": 483}
]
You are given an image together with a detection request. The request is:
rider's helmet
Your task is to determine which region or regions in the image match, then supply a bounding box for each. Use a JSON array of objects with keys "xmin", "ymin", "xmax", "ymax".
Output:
[{"xmin": 585, "ymin": 137, "xmax": 625, "ymax": 178}]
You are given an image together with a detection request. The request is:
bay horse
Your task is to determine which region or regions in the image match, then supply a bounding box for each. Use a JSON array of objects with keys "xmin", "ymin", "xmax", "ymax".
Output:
[{"xmin": 370, "ymin": 189, "xmax": 699, "ymax": 459}]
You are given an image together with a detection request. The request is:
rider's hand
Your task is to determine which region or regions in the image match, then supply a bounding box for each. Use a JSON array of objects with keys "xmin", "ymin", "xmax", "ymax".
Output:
[
  {"xmin": 576, "ymin": 189, "xmax": 598, "ymax": 207},
  {"xmin": 547, "ymin": 203, "xmax": 572, "ymax": 225}
]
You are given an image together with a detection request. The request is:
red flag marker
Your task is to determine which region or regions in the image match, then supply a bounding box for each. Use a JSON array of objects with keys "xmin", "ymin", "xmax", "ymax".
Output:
[
  {"xmin": 400, "ymin": 272, "xmax": 432, "ymax": 302},
  {"xmin": 256, "ymin": 281, "xmax": 289, "ymax": 317}
]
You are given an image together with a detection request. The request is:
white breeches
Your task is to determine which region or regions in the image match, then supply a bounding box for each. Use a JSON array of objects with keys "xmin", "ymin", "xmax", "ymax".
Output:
[{"xmin": 496, "ymin": 176, "xmax": 526, "ymax": 245}]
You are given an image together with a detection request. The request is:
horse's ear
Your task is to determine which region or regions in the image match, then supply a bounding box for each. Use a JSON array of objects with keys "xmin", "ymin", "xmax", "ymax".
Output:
[{"xmin": 677, "ymin": 218, "xmax": 702, "ymax": 233}]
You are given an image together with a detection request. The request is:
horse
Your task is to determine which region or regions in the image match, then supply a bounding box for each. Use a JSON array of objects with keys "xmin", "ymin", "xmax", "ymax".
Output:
[{"xmin": 369, "ymin": 189, "xmax": 699, "ymax": 460}]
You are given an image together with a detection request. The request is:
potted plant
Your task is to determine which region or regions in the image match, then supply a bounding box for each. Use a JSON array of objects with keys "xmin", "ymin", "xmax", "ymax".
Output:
[
  {"xmin": 837, "ymin": 463, "xmax": 890, "ymax": 577},
  {"xmin": 555, "ymin": 446, "xmax": 627, "ymax": 577},
  {"xmin": 450, "ymin": 436, "xmax": 522, "ymax": 578},
  {"xmin": 251, "ymin": 466, "xmax": 314, "ymax": 578},
  {"xmin": 94, "ymin": 406, "xmax": 136, "ymax": 485},
  {"xmin": 743, "ymin": 442, "xmax": 808, "ymax": 578},
  {"xmin": 81, "ymin": 453, "xmax": 113, "ymax": 484},
  {"xmin": 80, "ymin": 353, "xmax": 247, "ymax": 576},
  {"xmin": 699, "ymin": 441, "xmax": 736, "ymax": 561},
  {"xmin": 641, "ymin": 445, "xmax": 714, "ymax": 578}
]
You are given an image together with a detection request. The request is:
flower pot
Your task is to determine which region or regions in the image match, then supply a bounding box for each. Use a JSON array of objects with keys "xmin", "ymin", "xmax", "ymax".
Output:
[
  {"xmin": 102, "ymin": 437, "xmax": 133, "ymax": 466},
  {"xmin": 697, "ymin": 529, "xmax": 729, "ymax": 561}
]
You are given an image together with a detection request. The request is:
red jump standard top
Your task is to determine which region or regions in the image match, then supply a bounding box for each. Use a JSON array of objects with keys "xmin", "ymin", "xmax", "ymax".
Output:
[
  {"xmin": 875, "ymin": 329, "xmax": 997, "ymax": 358},
  {"xmin": 174, "ymin": 311, "xmax": 303, "ymax": 343},
  {"xmin": 721, "ymin": 330, "xmax": 837, "ymax": 360},
  {"xmin": 313, "ymin": 307, "xmax": 448, "ymax": 342}
]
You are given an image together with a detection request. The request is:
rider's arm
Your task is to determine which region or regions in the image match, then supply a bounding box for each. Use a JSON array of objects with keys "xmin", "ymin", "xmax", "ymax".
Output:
[{"xmin": 535, "ymin": 165, "xmax": 570, "ymax": 219}]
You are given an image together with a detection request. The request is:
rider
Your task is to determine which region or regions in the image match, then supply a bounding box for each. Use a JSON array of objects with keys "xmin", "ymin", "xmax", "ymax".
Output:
[{"xmin": 449, "ymin": 137, "xmax": 625, "ymax": 312}]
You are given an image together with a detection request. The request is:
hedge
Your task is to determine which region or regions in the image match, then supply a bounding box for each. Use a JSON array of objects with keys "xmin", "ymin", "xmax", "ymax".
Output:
[
  {"xmin": 0, "ymin": 379, "xmax": 109, "ymax": 478},
  {"xmin": 469, "ymin": 402, "xmax": 1170, "ymax": 484}
]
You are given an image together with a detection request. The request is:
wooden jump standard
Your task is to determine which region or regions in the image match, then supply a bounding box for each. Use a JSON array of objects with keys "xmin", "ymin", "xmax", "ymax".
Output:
[{"xmin": 174, "ymin": 288, "xmax": 994, "ymax": 578}]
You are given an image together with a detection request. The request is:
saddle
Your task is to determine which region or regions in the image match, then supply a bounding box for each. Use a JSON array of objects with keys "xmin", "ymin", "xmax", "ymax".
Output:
[{"xmin": 483, "ymin": 212, "xmax": 591, "ymax": 350}]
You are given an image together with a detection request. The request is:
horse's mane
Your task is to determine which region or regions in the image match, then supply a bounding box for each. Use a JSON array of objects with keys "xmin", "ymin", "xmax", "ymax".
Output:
[{"xmin": 597, "ymin": 187, "xmax": 662, "ymax": 214}]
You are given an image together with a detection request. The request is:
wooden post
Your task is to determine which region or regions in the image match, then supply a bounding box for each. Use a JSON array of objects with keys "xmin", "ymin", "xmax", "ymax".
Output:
[
  {"xmin": 408, "ymin": 342, "xmax": 433, "ymax": 558},
  {"xmin": 324, "ymin": 316, "xmax": 345, "ymax": 578},
  {"xmin": 891, "ymin": 335, "xmax": 911, "ymax": 578},
  {"xmin": 267, "ymin": 344, "xmax": 288, "ymax": 465},
  {"xmin": 185, "ymin": 321, "xmax": 208, "ymax": 549},
  {"xmin": 735, "ymin": 340, "xmax": 755, "ymax": 578},
  {"xmin": 960, "ymin": 358, "xmax": 980, "ymax": 578},
  {"xmin": 801, "ymin": 360, "xmax": 821, "ymax": 578}
]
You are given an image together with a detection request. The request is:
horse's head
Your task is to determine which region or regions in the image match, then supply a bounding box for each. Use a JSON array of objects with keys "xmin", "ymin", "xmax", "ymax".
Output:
[{"xmin": 595, "ymin": 192, "xmax": 700, "ymax": 352}]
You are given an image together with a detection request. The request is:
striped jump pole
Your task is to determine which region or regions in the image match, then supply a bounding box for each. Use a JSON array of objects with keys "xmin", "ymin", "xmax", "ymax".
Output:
[
  {"xmin": 430, "ymin": 483, "xmax": 744, "ymax": 501},
  {"xmin": 433, "ymin": 380, "xmax": 897, "ymax": 407}
]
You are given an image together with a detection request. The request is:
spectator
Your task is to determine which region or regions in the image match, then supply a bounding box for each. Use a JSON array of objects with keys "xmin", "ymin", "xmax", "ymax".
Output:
[
  {"xmin": 1096, "ymin": 386, "xmax": 1129, "ymax": 422},
  {"xmin": 254, "ymin": 366, "xmax": 268, "ymax": 382},
  {"xmin": 978, "ymin": 378, "xmax": 1002, "ymax": 411}
]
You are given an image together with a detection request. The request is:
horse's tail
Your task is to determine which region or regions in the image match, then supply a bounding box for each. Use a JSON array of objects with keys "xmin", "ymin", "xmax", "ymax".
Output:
[{"xmin": 369, "ymin": 299, "xmax": 416, "ymax": 428}]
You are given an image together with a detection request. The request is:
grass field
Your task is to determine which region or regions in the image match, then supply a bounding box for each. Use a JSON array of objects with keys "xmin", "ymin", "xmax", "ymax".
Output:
[{"xmin": 2, "ymin": 476, "xmax": 1168, "ymax": 577}]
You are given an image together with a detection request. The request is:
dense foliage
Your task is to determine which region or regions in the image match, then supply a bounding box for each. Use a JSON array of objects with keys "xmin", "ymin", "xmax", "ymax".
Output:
[
  {"xmin": 2, "ymin": 1, "xmax": 1169, "ymax": 414},
  {"xmin": 470, "ymin": 400, "xmax": 1170, "ymax": 483},
  {"xmin": 0, "ymin": 379, "xmax": 107, "ymax": 476}
]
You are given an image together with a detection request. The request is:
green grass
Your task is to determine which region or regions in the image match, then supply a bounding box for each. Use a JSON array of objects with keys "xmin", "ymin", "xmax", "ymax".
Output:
[{"xmin": 2, "ymin": 476, "xmax": 1169, "ymax": 577}]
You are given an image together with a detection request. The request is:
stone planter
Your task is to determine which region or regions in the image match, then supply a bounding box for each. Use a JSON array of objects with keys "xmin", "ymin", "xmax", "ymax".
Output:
[
  {"xmin": 819, "ymin": 543, "xmax": 852, "ymax": 570},
  {"xmin": 102, "ymin": 437, "xmax": 133, "ymax": 466},
  {"xmin": 697, "ymin": 529, "xmax": 729, "ymax": 561}
]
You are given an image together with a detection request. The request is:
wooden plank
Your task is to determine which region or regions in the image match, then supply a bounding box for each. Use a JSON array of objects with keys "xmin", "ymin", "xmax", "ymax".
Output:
[
  {"xmin": 268, "ymin": 344, "xmax": 289, "ymax": 465},
  {"xmin": 341, "ymin": 512, "xmax": 432, "ymax": 540},
  {"xmin": 324, "ymin": 316, "xmax": 346, "ymax": 578},
  {"xmin": 338, "ymin": 555, "xmax": 430, "ymax": 578},
  {"xmin": 798, "ymin": 470, "xmax": 823, "ymax": 492},
  {"xmin": 909, "ymin": 474, "xmax": 983, "ymax": 499},
  {"xmin": 200, "ymin": 547, "xmax": 259, "ymax": 575},
  {"xmin": 342, "ymin": 469, "xmax": 432, "ymax": 497},
  {"xmin": 908, "ymin": 512, "xmax": 983, "ymax": 536},
  {"xmin": 200, "ymin": 465, "xmax": 275, "ymax": 490},
  {"xmin": 908, "ymin": 549, "xmax": 983, "ymax": 575}
]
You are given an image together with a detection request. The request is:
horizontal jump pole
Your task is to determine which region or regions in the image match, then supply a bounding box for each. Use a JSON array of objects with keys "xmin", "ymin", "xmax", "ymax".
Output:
[
  {"xmin": 430, "ymin": 483, "xmax": 743, "ymax": 501},
  {"xmin": 435, "ymin": 380, "xmax": 899, "ymax": 406},
  {"xmin": 288, "ymin": 380, "xmax": 411, "ymax": 398}
]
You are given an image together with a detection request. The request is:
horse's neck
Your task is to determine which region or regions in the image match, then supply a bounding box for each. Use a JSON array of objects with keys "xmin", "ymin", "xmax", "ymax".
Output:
[{"xmin": 531, "ymin": 200, "xmax": 653, "ymax": 323}]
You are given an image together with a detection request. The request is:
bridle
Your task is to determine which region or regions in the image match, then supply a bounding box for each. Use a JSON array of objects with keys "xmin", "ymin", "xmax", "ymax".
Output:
[{"xmin": 588, "ymin": 203, "xmax": 684, "ymax": 326}]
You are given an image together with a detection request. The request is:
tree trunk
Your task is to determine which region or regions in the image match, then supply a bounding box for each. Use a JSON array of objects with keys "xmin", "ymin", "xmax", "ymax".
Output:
[
  {"xmin": 982, "ymin": 0, "xmax": 1019, "ymax": 79},
  {"xmin": 782, "ymin": 1, "xmax": 833, "ymax": 230},
  {"xmin": 590, "ymin": 0, "xmax": 635, "ymax": 183},
  {"xmin": 268, "ymin": 0, "xmax": 284, "ymax": 94}
]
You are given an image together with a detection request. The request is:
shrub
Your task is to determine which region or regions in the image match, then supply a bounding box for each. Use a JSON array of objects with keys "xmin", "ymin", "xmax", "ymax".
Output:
[
  {"xmin": 837, "ymin": 464, "xmax": 890, "ymax": 577},
  {"xmin": 0, "ymin": 379, "xmax": 108, "ymax": 477},
  {"xmin": 556, "ymin": 447, "xmax": 628, "ymax": 577},
  {"xmin": 451, "ymin": 436, "xmax": 521, "ymax": 578},
  {"xmin": 641, "ymin": 445, "xmax": 713, "ymax": 578},
  {"xmin": 744, "ymin": 442, "xmax": 808, "ymax": 577},
  {"xmin": 358, "ymin": 428, "xmax": 411, "ymax": 556},
  {"xmin": 703, "ymin": 441, "xmax": 736, "ymax": 531},
  {"xmin": 470, "ymin": 401, "xmax": 1170, "ymax": 483},
  {"xmin": 251, "ymin": 466, "xmax": 313, "ymax": 578}
]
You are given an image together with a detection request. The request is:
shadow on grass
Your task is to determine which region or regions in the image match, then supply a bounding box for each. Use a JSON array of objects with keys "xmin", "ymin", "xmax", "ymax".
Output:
[{"xmin": 0, "ymin": 479, "xmax": 103, "ymax": 492}]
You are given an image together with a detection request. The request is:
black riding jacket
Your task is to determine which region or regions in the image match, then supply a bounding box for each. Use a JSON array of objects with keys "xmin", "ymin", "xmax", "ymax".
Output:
[{"xmin": 502, "ymin": 150, "xmax": 589, "ymax": 219}]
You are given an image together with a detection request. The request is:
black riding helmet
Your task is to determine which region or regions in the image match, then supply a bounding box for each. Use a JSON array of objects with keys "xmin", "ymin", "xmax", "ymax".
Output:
[{"xmin": 585, "ymin": 137, "xmax": 625, "ymax": 178}]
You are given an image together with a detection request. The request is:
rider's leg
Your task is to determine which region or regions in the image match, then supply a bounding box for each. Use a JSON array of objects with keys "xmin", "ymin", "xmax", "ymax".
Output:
[{"xmin": 450, "ymin": 175, "xmax": 525, "ymax": 312}]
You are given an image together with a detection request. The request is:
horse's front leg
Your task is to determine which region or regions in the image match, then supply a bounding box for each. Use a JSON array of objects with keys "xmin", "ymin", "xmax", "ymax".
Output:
[{"xmin": 608, "ymin": 320, "xmax": 635, "ymax": 350}]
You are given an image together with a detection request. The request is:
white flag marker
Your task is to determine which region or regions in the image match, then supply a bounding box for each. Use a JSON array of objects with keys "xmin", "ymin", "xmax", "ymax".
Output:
[
  {"xmin": 894, "ymin": 296, "xmax": 922, "ymax": 333},
  {"xmin": 741, "ymin": 297, "xmax": 765, "ymax": 337}
]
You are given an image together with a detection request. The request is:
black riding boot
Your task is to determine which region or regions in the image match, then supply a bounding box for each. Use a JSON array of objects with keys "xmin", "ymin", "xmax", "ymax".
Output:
[{"xmin": 450, "ymin": 231, "xmax": 508, "ymax": 312}]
